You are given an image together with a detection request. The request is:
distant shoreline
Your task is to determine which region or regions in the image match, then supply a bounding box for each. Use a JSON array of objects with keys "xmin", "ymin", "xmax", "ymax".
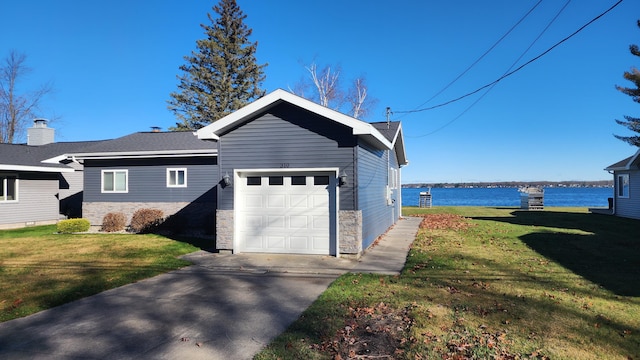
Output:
[{"xmin": 402, "ymin": 180, "xmax": 613, "ymax": 189}]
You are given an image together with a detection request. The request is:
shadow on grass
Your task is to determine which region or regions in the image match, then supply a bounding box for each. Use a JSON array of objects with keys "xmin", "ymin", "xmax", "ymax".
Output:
[{"xmin": 472, "ymin": 211, "xmax": 640, "ymax": 296}]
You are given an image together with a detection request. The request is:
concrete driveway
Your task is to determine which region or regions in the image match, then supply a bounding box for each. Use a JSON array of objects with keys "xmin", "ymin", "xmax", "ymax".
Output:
[{"xmin": 0, "ymin": 217, "xmax": 421, "ymax": 360}]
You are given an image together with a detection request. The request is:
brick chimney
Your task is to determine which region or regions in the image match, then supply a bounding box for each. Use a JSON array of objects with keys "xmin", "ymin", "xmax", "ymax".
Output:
[{"xmin": 27, "ymin": 118, "xmax": 55, "ymax": 146}]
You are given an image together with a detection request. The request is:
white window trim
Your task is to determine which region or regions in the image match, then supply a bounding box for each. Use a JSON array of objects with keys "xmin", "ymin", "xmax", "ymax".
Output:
[
  {"xmin": 617, "ymin": 173, "xmax": 630, "ymax": 198},
  {"xmin": 167, "ymin": 168, "xmax": 187, "ymax": 188},
  {"xmin": 101, "ymin": 169, "xmax": 128, "ymax": 193},
  {"xmin": 0, "ymin": 175, "xmax": 19, "ymax": 203}
]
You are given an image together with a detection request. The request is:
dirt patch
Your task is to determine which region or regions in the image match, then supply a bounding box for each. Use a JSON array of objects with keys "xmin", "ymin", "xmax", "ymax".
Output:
[
  {"xmin": 419, "ymin": 214, "xmax": 474, "ymax": 231},
  {"xmin": 313, "ymin": 302, "xmax": 414, "ymax": 359}
]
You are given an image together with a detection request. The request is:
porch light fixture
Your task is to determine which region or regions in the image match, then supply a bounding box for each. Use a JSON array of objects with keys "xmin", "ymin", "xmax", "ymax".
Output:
[
  {"xmin": 222, "ymin": 172, "xmax": 232, "ymax": 187},
  {"xmin": 339, "ymin": 170, "xmax": 348, "ymax": 186}
]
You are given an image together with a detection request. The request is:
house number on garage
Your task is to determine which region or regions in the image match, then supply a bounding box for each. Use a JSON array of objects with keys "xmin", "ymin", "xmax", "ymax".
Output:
[{"xmin": 279, "ymin": 163, "xmax": 290, "ymax": 168}]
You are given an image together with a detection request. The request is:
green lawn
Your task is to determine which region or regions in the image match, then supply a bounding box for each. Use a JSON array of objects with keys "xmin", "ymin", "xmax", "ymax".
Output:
[
  {"xmin": 256, "ymin": 207, "xmax": 640, "ymax": 359},
  {"xmin": 0, "ymin": 225, "xmax": 201, "ymax": 322}
]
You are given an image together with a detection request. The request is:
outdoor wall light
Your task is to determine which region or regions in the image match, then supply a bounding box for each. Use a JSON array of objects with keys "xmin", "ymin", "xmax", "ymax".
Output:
[
  {"xmin": 339, "ymin": 171, "xmax": 348, "ymax": 186},
  {"xmin": 222, "ymin": 172, "xmax": 232, "ymax": 187}
]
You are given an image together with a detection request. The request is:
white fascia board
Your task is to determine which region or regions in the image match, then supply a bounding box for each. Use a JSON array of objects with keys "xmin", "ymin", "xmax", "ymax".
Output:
[
  {"xmin": 0, "ymin": 164, "xmax": 74, "ymax": 173},
  {"xmin": 196, "ymin": 89, "xmax": 392, "ymax": 149},
  {"xmin": 394, "ymin": 125, "xmax": 409, "ymax": 166},
  {"xmin": 41, "ymin": 154, "xmax": 69, "ymax": 164},
  {"xmin": 69, "ymin": 149, "xmax": 217, "ymax": 160}
]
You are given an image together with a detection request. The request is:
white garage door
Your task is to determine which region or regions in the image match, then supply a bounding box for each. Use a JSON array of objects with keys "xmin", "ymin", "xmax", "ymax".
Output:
[{"xmin": 238, "ymin": 173, "xmax": 332, "ymax": 254}]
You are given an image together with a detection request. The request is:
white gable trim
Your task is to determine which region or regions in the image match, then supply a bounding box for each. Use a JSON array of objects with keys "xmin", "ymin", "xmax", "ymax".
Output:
[
  {"xmin": 196, "ymin": 89, "xmax": 392, "ymax": 150},
  {"xmin": 605, "ymin": 148, "xmax": 640, "ymax": 171}
]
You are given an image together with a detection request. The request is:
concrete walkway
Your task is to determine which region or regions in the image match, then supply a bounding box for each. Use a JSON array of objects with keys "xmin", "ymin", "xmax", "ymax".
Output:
[{"xmin": 0, "ymin": 217, "xmax": 422, "ymax": 360}]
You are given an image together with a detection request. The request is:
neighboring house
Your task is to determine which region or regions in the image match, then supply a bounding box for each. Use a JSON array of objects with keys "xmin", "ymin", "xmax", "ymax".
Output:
[
  {"xmin": 0, "ymin": 120, "xmax": 97, "ymax": 229},
  {"xmin": 604, "ymin": 148, "xmax": 640, "ymax": 220},
  {"xmin": 65, "ymin": 131, "xmax": 219, "ymax": 232},
  {"xmin": 195, "ymin": 89, "xmax": 408, "ymax": 256}
]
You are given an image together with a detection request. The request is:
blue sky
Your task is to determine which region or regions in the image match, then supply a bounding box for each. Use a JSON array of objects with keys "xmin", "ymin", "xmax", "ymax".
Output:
[{"xmin": 1, "ymin": 0, "xmax": 638, "ymax": 183}]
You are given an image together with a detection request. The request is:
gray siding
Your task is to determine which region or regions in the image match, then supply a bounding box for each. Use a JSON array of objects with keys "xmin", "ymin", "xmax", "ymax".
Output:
[
  {"xmin": 217, "ymin": 103, "xmax": 357, "ymax": 210},
  {"xmin": 356, "ymin": 141, "xmax": 397, "ymax": 249},
  {"xmin": 84, "ymin": 157, "xmax": 218, "ymax": 203},
  {"xmin": 615, "ymin": 170, "xmax": 640, "ymax": 220},
  {"xmin": 0, "ymin": 172, "xmax": 60, "ymax": 227}
]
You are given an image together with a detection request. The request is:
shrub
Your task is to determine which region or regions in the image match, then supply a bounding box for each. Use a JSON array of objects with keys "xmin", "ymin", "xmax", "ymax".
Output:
[
  {"xmin": 101, "ymin": 212, "xmax": 128, "ymax": 232},
  {"xmin": 57, "ymin": 218, "xmax": 91, "ymax": 234},
  {"xmin": 129, "ymin": 208, "xmax": 164, "ymax": 233}
]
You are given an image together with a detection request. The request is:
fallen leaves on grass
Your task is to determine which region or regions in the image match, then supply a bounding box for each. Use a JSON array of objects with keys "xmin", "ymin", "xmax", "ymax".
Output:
[
  {"xmin": 312, "ymin": 302, "xmax": 414, "ymax": 359},
  {"xmin": 419, "ymin": 214, "xmax": 475, "ymax": 231}
]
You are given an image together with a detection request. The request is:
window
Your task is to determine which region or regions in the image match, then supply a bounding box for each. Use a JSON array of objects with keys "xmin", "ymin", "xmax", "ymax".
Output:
[
  {"xmin": 291, "ymin": 176, "xmax": 306, "ymax": 185},
  {"xmin": 269, "ymin": 176, "xmax": 284, "ymax": 185},
  {"xmin": 167, "ymin": 168, "xmax": 187, "ymax": 187},
  {"xmin": 314, "ymin": 176, "xmax": 329, "ymax": 185},
  {"xmin": 247, "ymin": 176, "xmax": 261, "ymax": 186},
  {"xmin": 618, "ymin": 174, "xmax": 630, "ymax": 198},
  {"xmin": 0, "ymin": 176, "xmax": 18, "ymax": 202},
  {"xmin": 102, "ymin": 170, "xmax": 128, "ymax": 193}
]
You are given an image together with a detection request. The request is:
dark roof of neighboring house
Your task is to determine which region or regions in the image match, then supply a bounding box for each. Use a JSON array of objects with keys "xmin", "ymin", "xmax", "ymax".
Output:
[
  {"xmin": 605, "ymin": 148, "xmax": 640, "ymax": 171},
  {"xmin": 69, "ymin": 131, "xmax": 216, "ymax": 154},
  {"xmin": 0, "ymin": 141, "xmax": 103, "ymax": 172}
]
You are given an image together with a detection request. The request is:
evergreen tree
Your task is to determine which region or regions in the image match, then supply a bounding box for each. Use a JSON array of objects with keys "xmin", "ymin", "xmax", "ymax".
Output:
[
  {"xmin": 168, "ymin": 0, "xmax": 267, "ymax": 130},
  {"xmin": 614, "ymin": 20, "xmax": 640, "ymax": 147}
]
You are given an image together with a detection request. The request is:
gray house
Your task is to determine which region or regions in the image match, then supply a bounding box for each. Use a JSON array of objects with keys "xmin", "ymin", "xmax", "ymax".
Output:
[
  {"xmin": 195, "ymin": 89, "xmax": 408, "ymax": 256},
  {"xmin": 66, "ymin": 131, "xmax": 218, "ymax": 229},
  {"xmin": 10, "ymin": 90, "xmax": 408, "ymax": 257},
  {"xmin": 604, "ymin": 148, "xmax": 640, "ymax": 220},
  {"xmin": 0, "ymin": 120, "xmax": 95, "ymax": 229}
]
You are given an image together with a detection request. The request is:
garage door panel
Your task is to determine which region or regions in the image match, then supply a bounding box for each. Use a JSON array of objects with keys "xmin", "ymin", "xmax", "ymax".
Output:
[
  {"xmin": 267, "ymin": 215, "xmax": 285, "ymax": 229},
  {"xmin": 267, "ymin": 194, "xmax": 285, "ymax": 208},
  {"xmin": 245, "ymin": 195, "xmax": 264, "ymax": 208},
  {"xmin": 289, "ymin": 215, "xmax": 308, "ymax": 229},
  {"xmin": 290, "ymin": 236, "xmax": 309, "ymax": 249},
  {"xmin": 245, "ymin": 235, "xmax": 264, "ymax": 249},
  {"xmin": 245, "ymin": 215, "xmax": 263, "ymax": 230},
  {"xmin": 267, "ymin": 236, "xmax": 286, "ymax": 249},
  {"xmin": 290, "ymin": 194, "xmax": 308, "ymax": 208}
]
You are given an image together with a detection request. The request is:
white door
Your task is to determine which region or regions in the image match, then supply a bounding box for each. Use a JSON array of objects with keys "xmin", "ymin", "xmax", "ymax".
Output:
[{"xmin": 238, "ymin": 173, "xmax": 332, "ymax": 254}]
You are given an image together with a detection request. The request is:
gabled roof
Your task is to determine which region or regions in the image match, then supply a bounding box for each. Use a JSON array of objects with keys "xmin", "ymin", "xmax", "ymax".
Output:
[
  {"xmin": 605, "ymin": 148, "xmax": 640, "ymax": 171},
  {"xmin": 371, "ymin": 122, "xmax": 408, "ymax": 166},
  {"xmin": 66, "ymin": 131, "xmax": 217, "ymax": 160},
  {"xmin": 0, "ymin": 141, "xmax": 100, "ymax": 173},
  {"xmin": 196, "ymin": 89, "xmax": 408, "ymax": 165}
]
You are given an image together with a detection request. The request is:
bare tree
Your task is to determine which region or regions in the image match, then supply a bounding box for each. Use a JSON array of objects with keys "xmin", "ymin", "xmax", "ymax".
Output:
[
  {"xmin": 347, "ymin": 77, "xmax": 377, "ymax": 119},
  {"xmin": 291, "ymin": 62, "xmax": 376, "ymax": 119},
  {"xmin": 306, "ymin": 63, "xmax": 342, "ymax": 108},
  {"xmin": 0, "ymin": 51, "xmax": 53, "ymax": 143}
]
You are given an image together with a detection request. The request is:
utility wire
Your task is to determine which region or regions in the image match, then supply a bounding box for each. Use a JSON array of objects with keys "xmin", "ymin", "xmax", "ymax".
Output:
[
  {"xmin": 396, "ymin": 0, "xmax": 624, "ymax": 115},
  {"xmin": 410, "ymin": 0, "xmax": 573, "ymax": 138},
  {"xmin": 408, "ymin": 0, "xmax": 543, "ymax": 113}
]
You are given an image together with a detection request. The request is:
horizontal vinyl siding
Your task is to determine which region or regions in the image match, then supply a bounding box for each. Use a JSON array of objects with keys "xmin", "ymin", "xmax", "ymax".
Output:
[
  {"xmin": 84, "ymin": 157, "xmax": 218, "ymax": 203},
  {"xmin": 0, "ymin": 172, "xmax": 59, "ymax": 225},
  {"xmin": 218, "ymin": 104, "xmax": 356, "ymax": 211},
  {"xmin": 615, "ymin": 170, "xmax": 640, "ymax": 219},
  {"xmin": 357, "ymin": 141, "xmax": 395, "ymax": 249}
]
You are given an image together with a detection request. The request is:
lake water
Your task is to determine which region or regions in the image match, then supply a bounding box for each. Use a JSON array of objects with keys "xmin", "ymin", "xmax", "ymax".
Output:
[{"xmin": 401, "ymin": 187, "xmax": 613, "ymax": 207}]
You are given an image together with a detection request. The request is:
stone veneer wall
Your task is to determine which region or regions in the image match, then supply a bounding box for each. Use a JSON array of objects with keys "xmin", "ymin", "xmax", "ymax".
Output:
[
  {"xmin": 216, "ymin": 209, "xmax": 234, "ymax": 251},
  {"xmin": 339, "ymin": 210, "xmax": 362, "ymax": 255},
  {"xmin": 83, "ymin": 202, "xmax": 215, "ymax": 230}
]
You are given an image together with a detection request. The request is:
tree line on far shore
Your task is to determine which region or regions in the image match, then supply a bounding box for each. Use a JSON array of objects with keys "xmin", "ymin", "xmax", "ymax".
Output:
[{"xmin": 403, "ymin": 180, "xmax": 614, "ymax": 189}]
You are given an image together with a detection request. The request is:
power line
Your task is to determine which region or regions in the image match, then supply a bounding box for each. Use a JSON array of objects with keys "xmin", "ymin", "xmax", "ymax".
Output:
[
  {"xmin": 396, "ymin": 0, "xmax": 624, "ymax": 115},
  {"xmin": 409, "ymin": 0, "xmax": 573, "ymax": 138},
  {"xmin": 407, "ymin": 0, "xmax": 543, "ymax": 114}
]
